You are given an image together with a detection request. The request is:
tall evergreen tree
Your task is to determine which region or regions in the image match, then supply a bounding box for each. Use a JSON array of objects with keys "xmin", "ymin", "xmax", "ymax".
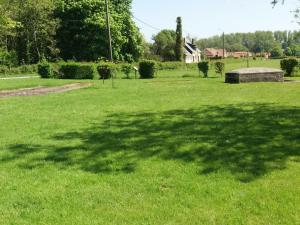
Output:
[{"xmin": 175, "ymin": 17, "xmax": 183, "ymax": 62}]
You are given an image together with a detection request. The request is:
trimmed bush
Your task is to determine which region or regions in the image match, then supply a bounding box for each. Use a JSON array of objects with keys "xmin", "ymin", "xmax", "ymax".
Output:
[
  {"xmin": 280, "ymin": 58, "xmax": 298, "ymax": 76},
  {"xmin": 121, "ymin": 64, "xmax": 132, "ymax": 79},
  {"xmin": 97, "ymin": 63, "xmax": 117, "ymax": 80},
  {"xmin": 215, "ymin": 62, "xmax": 225, "ymax": 76},
  {"xmin": 60, "ymin": 63, "xmax": 96, "ymax": 79},
  {"xmin": 139, "ymin": 60, "xmax": 156, "ymax": 79},
  {"xmin": 38, "ymin": 62, "xmax": 52, "ymax": 78},
  {"xmin": 198, "ymin": 61, "xmax": 209, "ymax": 78}
]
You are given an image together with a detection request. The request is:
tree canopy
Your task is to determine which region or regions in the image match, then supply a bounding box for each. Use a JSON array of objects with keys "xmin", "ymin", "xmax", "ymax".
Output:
[
  {"xmin": 0, "ymin": 0, "xmax": 143, "ymax": 64},
  {"xmin": 151, "ymin": 29, "xmax": 176, "ymax": 61},
  {"xmin": 196, "ymin": 30, "xmax": 300, "ymax": 56}
]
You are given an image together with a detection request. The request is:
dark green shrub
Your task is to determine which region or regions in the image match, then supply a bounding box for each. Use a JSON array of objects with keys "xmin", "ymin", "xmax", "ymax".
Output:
[
  {"xmin": 97, "ymin": 63, "xmax": 116, "ymax": 80},
  {"xmin": 139, "ymin": 60, "xmax": 156, "ymax": 79},
  {"xmin": 60, "ymin": 63, "xmax": 96, "ymax": 79},
  {"xmin": 215, "ymin": 61, "xmax": 225, "ymax": 76},
  {"xmin": 198, "ymin": 61, "xmax": 209, "ymax": 78},
  {"xmin": 280, "ymin": 58, "xmax": 298, "ymax": 76},
  {"xmin": 38, "ymin": 62, "xmax": 52, "ymax": 78},
  {"xmin": 121, "ymin": 64, "xmax": 132, "ymax": 79}
]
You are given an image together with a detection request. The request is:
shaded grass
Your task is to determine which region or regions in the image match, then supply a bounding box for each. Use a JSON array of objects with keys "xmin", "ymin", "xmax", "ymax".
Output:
[{"xmin": 0, "ymin": 73, "xmax": 300, "ymax": 224}]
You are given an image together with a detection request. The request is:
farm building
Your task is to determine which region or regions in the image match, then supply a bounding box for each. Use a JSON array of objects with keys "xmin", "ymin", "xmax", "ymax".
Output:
[
  {"xmin": 204, "ymin": 48, "xmax": 227, "ymax": 59},
  {"xmin": 184, "ymin": 39, "xmax": 201, "ymax": 63},
  {"xmin": 227, "ymin": 51, "xmax": 252, "ymax": 58}
]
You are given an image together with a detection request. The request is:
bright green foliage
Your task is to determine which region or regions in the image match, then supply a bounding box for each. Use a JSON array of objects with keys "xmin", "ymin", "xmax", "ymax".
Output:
[
  {"xmin": 270, "ymin": 43, "xmax": 284, "ymax": 57},
  {"xmin": 0, "ymin": 64, "xmax": 37, "ymax": 75},
  {"xmin": 121, "ymin": 64, "xmax": 132, "ymax": 79},
  {"xmin": 175, "ymin": 17, "xmax": 183, "ymax": 62},
  {"xmin": 139, "ymin": 60, "xmax": 156, "ymax": 79},
  {"xmin": 14, "ymin": 0, "xmax": 59, "ymax": 64},
  {"xmin": 215, "ymin": 61, "xmax": 225, "ymax": 76},
  {"xmin": 60, "ymin": 63, "xmax": 97, "ymax": 79},
  {"xmin": 55, "ymin": 0, "xmax": 143, "ymax": 62},
  {"xmin": 0, "ymin": 0, "xmax": 143, "ymax": 64},
  {"xmin": 280, "ymin": 58, "xmax": 299, "ymax": 76},
  {"xmin": 289, "ymin": 44, "xmax": 300, "ymax": 57},
  {"xmin": 198, "ymin": 61, "xmax": 209, "ymax": 78},
  {"xmin": 152, "ymin": 29, "xmax": 176, "ymax": 61},
  {"xmin": 0, "ymin": 49, "xmax": 18, "ymax": 67}
]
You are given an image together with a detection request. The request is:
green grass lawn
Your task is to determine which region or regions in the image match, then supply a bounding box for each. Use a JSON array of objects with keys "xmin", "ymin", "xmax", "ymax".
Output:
[{"xmin": 0, "ymin": 65, "xmax": 300, "ymax": 224}]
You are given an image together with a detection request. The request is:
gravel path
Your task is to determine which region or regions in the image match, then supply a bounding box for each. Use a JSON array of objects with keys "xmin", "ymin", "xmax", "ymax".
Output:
[
  {"xmin": 0, "ymin": 76, "xmax": 39, "ymax": 80},
  {"xmin": 0, "ymin": 83, "xmax": 91, "ymax": 98}
]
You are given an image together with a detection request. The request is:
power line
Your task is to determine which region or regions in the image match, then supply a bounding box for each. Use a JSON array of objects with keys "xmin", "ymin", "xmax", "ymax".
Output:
[
  {"xmin": 133, "ymin": 14, "xmax": 197, "ymax": 39},
  {"xmin": 132, "ymin": 15, "xmax": 161, "ymax": 31}
]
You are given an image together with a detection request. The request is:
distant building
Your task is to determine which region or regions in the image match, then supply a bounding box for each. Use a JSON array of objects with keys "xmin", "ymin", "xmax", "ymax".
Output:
[
  {"xmin": 227, "ymin": 51, "xmax": 252, "ymax": 58},
  {"xmin": 184, "ymin": 39, "xmax": 201, "ymax": 63},
  {"xmin": 204, "ymin": 48, "xmax": 227, "ymax": 59},
  {"xmin": 255, "ymin": 52, "xmax": 271, "ymax": 59}
]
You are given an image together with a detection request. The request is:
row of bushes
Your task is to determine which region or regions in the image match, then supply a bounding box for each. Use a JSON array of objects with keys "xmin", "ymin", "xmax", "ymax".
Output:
[
  {"xmin": 197, "ymin": 61, "xmax": 225, "ymax": 78},
  {"xmin": 38, "ymin": 61, "xmax": 142, "ymax": 79},
  {"xmin": 0, "ymin": 64, "xmax": 38, "ymax": 75},
  {"xmin": 38, "ymin": 60, "xmax": 227, "ymax": 80}
]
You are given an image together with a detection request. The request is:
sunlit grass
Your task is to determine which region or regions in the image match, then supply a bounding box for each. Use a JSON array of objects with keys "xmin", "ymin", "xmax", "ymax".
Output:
[{"xmin": 0, "ymin": 63, "xmax": 300, "ymax": 224}]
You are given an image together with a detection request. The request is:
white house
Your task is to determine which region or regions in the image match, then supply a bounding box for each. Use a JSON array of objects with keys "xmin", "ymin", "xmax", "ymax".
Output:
[{"xmin": 184, "ymin": 38, "xmax": 201, "ymax": 63}]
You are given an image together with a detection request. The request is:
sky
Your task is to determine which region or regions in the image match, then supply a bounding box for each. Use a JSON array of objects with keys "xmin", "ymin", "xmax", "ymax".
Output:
[{"xmin": 132, "ymin": 0, "xmax": 299, "ymax": 41}]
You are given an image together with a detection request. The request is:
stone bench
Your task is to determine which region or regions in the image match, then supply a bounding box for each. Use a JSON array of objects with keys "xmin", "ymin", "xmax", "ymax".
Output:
[{"xmin": 225, "ymin": 68, "xmax": 284, "ymax": 83}]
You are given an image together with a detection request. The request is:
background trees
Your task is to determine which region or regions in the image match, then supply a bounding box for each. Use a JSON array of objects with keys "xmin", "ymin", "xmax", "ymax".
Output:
[
  {"xmin": 55, "ymin": 0, "xmax": 143, "ymax": 62},
  {"xmin": 196, "ymin": 30, "xmax": 300, "ymax": 57},
  {"xmin": 151, "ymin": 29, "xmax": 176, "ymax": 61},
  {"xmin": 0, "ymin": 0, "xmax": 143, "ymax": 65}
]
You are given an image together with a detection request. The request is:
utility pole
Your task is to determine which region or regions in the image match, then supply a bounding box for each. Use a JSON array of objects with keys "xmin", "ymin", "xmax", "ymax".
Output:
[
  {"xmin": 105, "ymin": 0, "xmax": 114, "ymax": 87},
  {"xmin": 222, "ymin": 32, "xmax": 225, "ymax": 59}
]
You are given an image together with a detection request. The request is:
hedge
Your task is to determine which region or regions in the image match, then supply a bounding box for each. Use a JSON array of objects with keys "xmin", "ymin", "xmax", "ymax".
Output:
[
  {"xmin": 38, "ymin": 62, "xmax": 53, "ymax": 78},
  {"xmin": 198, "ymin": 61, "xmax": 209, "ymax": 78},
  {"xmin": 280, "ymin": 58, "xmax": 298, "ymax": 76},
  {"xmin": 59, "ymin": 63, "xmax": 97, "ymax": 79},
  {"xmin": 139, "ymin": 60, "xmax": 156, "ymax": 79}
]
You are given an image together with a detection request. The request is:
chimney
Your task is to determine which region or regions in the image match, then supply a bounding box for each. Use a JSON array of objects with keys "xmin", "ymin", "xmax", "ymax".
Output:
[{"xmin": 192, "ymin": 39, "xmax": 195, "ymax": 45}]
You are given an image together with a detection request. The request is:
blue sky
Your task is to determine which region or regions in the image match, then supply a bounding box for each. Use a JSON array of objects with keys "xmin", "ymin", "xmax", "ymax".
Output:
[{"xmin": 132, "ymin": 0, "xmax": 299, "ymax": 41}]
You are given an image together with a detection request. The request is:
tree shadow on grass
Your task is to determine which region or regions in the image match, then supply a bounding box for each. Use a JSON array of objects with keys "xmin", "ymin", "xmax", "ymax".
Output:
[{"xmin": 5, "ymin": 103, "xmax": 300, "ymax": 182}]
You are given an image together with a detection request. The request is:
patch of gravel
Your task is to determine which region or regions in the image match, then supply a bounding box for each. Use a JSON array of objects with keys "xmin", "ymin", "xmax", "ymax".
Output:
[
  {"xmin": 0, "ymin": 83, "xmax": 92, "ymax": 98},
  {"xmin": 0, "ymin": 76, "xmax": 39, "ymax": 80}
]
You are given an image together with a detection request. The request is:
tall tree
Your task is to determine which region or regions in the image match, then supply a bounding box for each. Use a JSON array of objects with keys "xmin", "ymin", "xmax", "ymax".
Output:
[
  {"xmin": 152, "ymin": 29, "xmax": 176, "ymax": 61},
  {"xmin": 175, "ymin": 17, "xmax": 183, "ymax": 61},
  {"xmin": 55, "ymin": 0, "xmax": 143, "ymax": 62},
  {"xmin": 0, "ymin": 0, "xmax": 59, "ymax": 64}
]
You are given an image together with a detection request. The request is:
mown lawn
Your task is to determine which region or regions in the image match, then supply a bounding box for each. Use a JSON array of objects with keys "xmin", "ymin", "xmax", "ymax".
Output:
[{"xmin": 0, "ymin": 67, "xmax": 300, "ymax": 224}]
